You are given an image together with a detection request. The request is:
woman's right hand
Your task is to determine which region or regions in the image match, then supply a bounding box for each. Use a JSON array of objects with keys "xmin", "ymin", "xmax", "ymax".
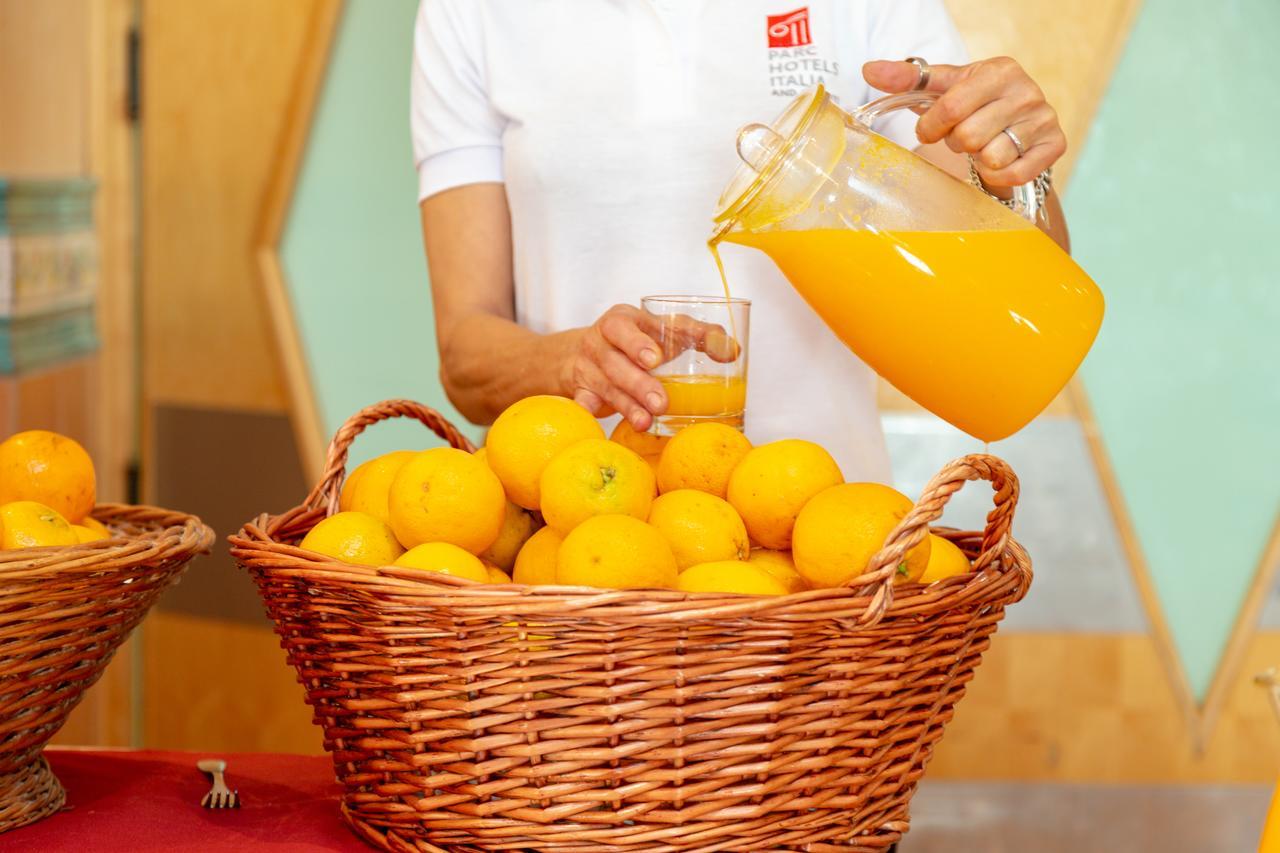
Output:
[{"xmin": 562, "ymin": 304, "xmax": 738, "ymax": 432}]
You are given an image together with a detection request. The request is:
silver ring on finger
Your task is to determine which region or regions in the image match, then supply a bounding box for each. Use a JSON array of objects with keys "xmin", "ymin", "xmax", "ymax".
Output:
[
  {"xmin": 979, "ymin": 136, "xmax": 1020, "ymax": 171},
  {"xmin": 905, "ymin": 56, "xmax": 931, "ymax": 91},
  {"xmin": 1003, "ymin": 127, "xmax": 1027, "ymax": 157}
]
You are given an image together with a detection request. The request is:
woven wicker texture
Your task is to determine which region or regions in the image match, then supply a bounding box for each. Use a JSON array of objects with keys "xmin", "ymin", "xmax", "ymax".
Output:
[
  {"xmin": 0, "ymin": 505, "xmax": 214, "ymax": 833},
  {"xmin": 231, "ymin": 400, "xmax": 1032, "ymax": 852}
]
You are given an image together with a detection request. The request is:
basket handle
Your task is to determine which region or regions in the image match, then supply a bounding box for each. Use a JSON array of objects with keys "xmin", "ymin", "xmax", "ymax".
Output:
[
  {"xmin": 304, "ymin": 399, "xmax": 476, "ymax": 515},
  {"xmin": 851, "ymin": 453, "xmax": 1021, "ymax": 622}
]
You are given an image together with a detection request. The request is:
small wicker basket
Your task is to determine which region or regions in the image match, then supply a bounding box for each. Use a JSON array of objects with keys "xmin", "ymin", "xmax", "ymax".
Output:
[
  {"xmin": 231, "ymin": 399, "xmax": 1031, "ymax": 852},
  {"xmin": 0, "ymin": 504, "xmax": 214, "ymax": 833}
]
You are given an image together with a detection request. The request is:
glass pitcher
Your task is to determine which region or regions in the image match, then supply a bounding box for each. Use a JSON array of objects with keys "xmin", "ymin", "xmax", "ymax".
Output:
[{"xmin": 710, "ymin": 84, "xmax": 1104, "ymax": 443}]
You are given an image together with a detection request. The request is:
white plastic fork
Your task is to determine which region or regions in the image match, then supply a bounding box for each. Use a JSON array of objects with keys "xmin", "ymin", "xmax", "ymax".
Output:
[{"xmin": 197, "ymin": 758, "xmax": 240, "ymax": 809}]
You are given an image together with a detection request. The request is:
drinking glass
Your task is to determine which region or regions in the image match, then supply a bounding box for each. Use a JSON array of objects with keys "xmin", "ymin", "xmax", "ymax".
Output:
[{"xmin": 640, "ymin": 295, "xmax": 750, "ymax": 436}]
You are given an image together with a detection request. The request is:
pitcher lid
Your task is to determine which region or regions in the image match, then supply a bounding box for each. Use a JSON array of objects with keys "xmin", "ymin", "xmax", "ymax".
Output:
[{"xmin": 713, "ymin": 85, "xmax": 834, "ymax": 229}]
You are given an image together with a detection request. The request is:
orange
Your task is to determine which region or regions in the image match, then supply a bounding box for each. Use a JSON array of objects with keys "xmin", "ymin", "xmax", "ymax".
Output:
[
  {"xmin": 0, "ymin": 500, "xmax": 79, "ymax": 549},
  {"xmin": 387, "ymin": 448, "xmax": 506, "ymax": 553},
  {"xmin": 675, "ymin": 561, "xmax": 788, "ymax": 596},
  {"xmin": 486, "ymin": 565, "xmax": 513, "ymax": 584},
  {"xmin": 0, "ymin": 430, "xmax": 96, "ymax": 523},
  {"xmin": 72, "ymin": 524, "xmax": 108, "ymax": 543},
  {"xmin": 339, "ymin": 450, "xmax": 416, "ymax": 524},
  {"xmin": 655, "ymin": 422, "xmax": 751, "ymax": 499},
  {"xmin": 920, "ymin": 534, "xmax": 972, "ymax": 584},
  {"xmin": 299, "ymin": 510, "xmax": 404, "ymax": 566},
  {"xmin": 485, "ymin": 395, "xmax": 605, "ymax": 510},
  {"xmin": 80, "ymin": 516, "xmax": 110, "ymax": 537},
  {"xmin": 748, "ymin": 548, "xmax": 807, "ymax": 593},
  {"xmin": 393, "ymin": 542, "xmax": 488, "ymax": 582},
  {"xmin": 514, "ymin": 526, "xmax": 562, "ymax": 585},
  {"xmin": 540, "ymin": 439, "xmax": 655, "ymax": 534},
  {"xmin": 480, "ymin": 499, "xmax": 538, "ymax": 570},
  {"xmin": 792, "ymin": 483, "xmax": 931, "ymax": 589},
  {"xmin": 556, "ymin": 515, "xmax": 677, "ymax": 590},
  {"xmin": 609, "ymin": 419, "xmax": 668, "ymax": 473},
  {"xmin": 647, "ymin": 489, "xmax": 749, "ymax": 570},
  {"xmin": 513, "ymin": 526, "xmax": 563, "ymax": 585},
  {"xmin": 726, "ymin": 440, "xmax": 843, "ymax": 550}
]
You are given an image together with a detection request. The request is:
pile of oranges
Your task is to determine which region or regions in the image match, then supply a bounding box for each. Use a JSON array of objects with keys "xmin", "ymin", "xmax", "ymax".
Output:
[
  {"xmin": 301, "ymin": 396, "xmax": 973, "ymax": 595},
  {"xmin": 0, "ymin": 430, "xmax": 108, "ymax": 549}
]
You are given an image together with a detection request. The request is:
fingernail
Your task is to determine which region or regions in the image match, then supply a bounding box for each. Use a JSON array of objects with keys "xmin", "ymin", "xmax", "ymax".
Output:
[
  {"xmin": 647, "ymin": 392, "xmax": 664, "ymax": 412},
  {"xmin": 640, "ymin": 348, "xmax": 660, "ymax": 368},
  {"xmin": 706, "ymin": 330, "xmax": 737, "ymax": 361}
]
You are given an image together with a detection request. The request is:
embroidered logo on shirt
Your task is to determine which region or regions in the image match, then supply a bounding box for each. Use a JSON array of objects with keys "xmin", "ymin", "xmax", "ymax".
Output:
[
  {"xmin": 767, "ymin": 8, "xmax": 811, "ymax": 48},
  {"xmin": 766, "ymin": 7, "xmax": 836, "ymax": 97}
]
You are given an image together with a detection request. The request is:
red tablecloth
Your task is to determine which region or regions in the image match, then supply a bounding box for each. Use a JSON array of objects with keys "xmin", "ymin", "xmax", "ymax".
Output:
[{"xmin": 0, "ymin": 748, "xmax": 366, "ymax": 852}]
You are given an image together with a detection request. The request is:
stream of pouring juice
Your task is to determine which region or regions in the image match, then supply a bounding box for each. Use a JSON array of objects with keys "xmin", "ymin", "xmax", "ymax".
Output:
[{"xmin": 711, "ymin": 227, "xmax": 1103, "ymax": 442}]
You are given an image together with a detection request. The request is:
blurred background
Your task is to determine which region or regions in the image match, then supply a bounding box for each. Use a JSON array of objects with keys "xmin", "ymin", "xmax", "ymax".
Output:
[{"xmin": 2, "ymin": 0, "xmax": 1277, "ymax": 849}]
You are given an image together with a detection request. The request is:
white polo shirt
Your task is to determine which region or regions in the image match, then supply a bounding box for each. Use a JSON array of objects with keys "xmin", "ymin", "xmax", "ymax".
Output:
[{"xmin": 411, "ymin": 0, "xmax": 968, "ymax": 483}]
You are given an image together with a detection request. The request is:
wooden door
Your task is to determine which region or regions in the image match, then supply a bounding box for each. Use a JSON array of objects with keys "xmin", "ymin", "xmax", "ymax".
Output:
[{"xmin": 137, "ymin": 0, "xmax": 340, "ymax": 753}]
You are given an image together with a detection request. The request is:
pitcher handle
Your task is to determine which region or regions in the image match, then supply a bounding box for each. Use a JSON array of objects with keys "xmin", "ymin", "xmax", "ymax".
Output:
[{"xmin": 851, "ymin": 91, "xmax": 1042, "ymax": 224}]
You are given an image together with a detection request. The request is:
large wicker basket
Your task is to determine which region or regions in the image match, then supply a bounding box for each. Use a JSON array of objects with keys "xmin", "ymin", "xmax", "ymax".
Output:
[
  {"xmin": 0, "ymin": 504, "xmax": 214, "ymax": 833},
  {"xmin": 231, "ymin": 400, "xmax": 1031, "ymax": 852}
]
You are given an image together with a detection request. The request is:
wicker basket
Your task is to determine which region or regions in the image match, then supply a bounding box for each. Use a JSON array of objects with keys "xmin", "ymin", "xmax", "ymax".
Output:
[
  {"xmin": 231, "ymin": 400, "xmax": 1032, "ymax": 853},
  {"xmin": 0, "ymin": 504, "xmax": 214, "ymax": 833}
]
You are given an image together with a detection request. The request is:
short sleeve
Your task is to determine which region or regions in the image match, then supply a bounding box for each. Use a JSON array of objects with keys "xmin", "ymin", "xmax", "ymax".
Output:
[
  {"xmin": 411, "ymin": 0, "xmax": 506, "ymax": 201},
  {"xmin": 863, "ymin": 0, "xmax": 970, "ymax": 150}
]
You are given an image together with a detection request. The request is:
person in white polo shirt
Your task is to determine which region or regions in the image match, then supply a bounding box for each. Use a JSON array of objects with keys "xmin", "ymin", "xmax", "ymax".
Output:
[{"xmin": 411, "ymin": 1, "xmax": 1070, "ymax": 483}]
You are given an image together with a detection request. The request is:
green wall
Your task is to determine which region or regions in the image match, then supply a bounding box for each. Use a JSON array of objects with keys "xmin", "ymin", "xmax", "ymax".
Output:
[
  {"xmin": 280, "ymin": 0, "xmax": 478, "ymax": 468},
  {"xmin": 1067, "ymin": 0, "xmax": 1280, "ymax": 697}
]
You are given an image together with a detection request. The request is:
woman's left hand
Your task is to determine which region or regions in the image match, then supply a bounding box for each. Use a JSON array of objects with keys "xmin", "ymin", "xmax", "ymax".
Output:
[{"xmin": 863, "ymin": 57, "xmax": 1066, "ymax": 189}]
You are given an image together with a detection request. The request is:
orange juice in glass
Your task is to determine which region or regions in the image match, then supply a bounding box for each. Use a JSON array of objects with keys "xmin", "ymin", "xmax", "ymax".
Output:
[{"xmin": 641, "ymin": 295, "xmax": 750, "ymax": 436}]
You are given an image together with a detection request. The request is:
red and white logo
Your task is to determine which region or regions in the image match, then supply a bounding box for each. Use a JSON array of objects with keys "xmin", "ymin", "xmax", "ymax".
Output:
[{"xmin": 767, "ymin": 7, "xmax": 811, "ymax": 48}]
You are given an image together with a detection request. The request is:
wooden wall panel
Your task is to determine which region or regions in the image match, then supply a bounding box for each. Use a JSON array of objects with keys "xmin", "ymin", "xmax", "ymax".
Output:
[
  {"xmin": 0, "ymin": 0, "xmax": 136, "ymax": 502},
  {"xmin": 930, "ymin": 632, "xmax": 1280, "ymax": 783},
  {"xmin": 140, "ymin": 0, "xmax": 325, "ymax": 414},
  {"xmin": 55, "ymin": 0, "xmax": 143, "ymax": 749},
  {"xmin": 143, "ymin": 611, "xmax": 322, "ymax": 755},
  {"xmin": 87, "ymin": 0, "xmax": 140, "ymax": 506},
  {"xmin": 2, "ymin": 0, "xmax": 139, "ymax": 748},
  {"xmin": 0, "ymin": 0, "xmax": 94, "ymax": 444},
  {"xmin": 0, "ymin": 0, "xmax": 89, "ymax": 175},
  {"xmin": 138, "ymin": 403, "xmax": 315, "ymax": 751},
  {"xmin": 138, "ymin": 0, "xmax": 335, "ymax": 754},
  {"xmin": 943, "ymin": 0, "xmax": 1145, "ymax": 184}
]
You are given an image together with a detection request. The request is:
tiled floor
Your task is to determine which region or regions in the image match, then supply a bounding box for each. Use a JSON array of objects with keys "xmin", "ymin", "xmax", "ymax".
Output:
[{"xmin": 902, "ymin": 781, "xmax": 1271, "ymax": 852}]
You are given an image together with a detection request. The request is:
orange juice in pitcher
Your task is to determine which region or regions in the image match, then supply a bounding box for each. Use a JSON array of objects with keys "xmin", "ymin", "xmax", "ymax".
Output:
[{"xmin": 711, "ymin": 85, "xmax": 1103, "ymax": 442}]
